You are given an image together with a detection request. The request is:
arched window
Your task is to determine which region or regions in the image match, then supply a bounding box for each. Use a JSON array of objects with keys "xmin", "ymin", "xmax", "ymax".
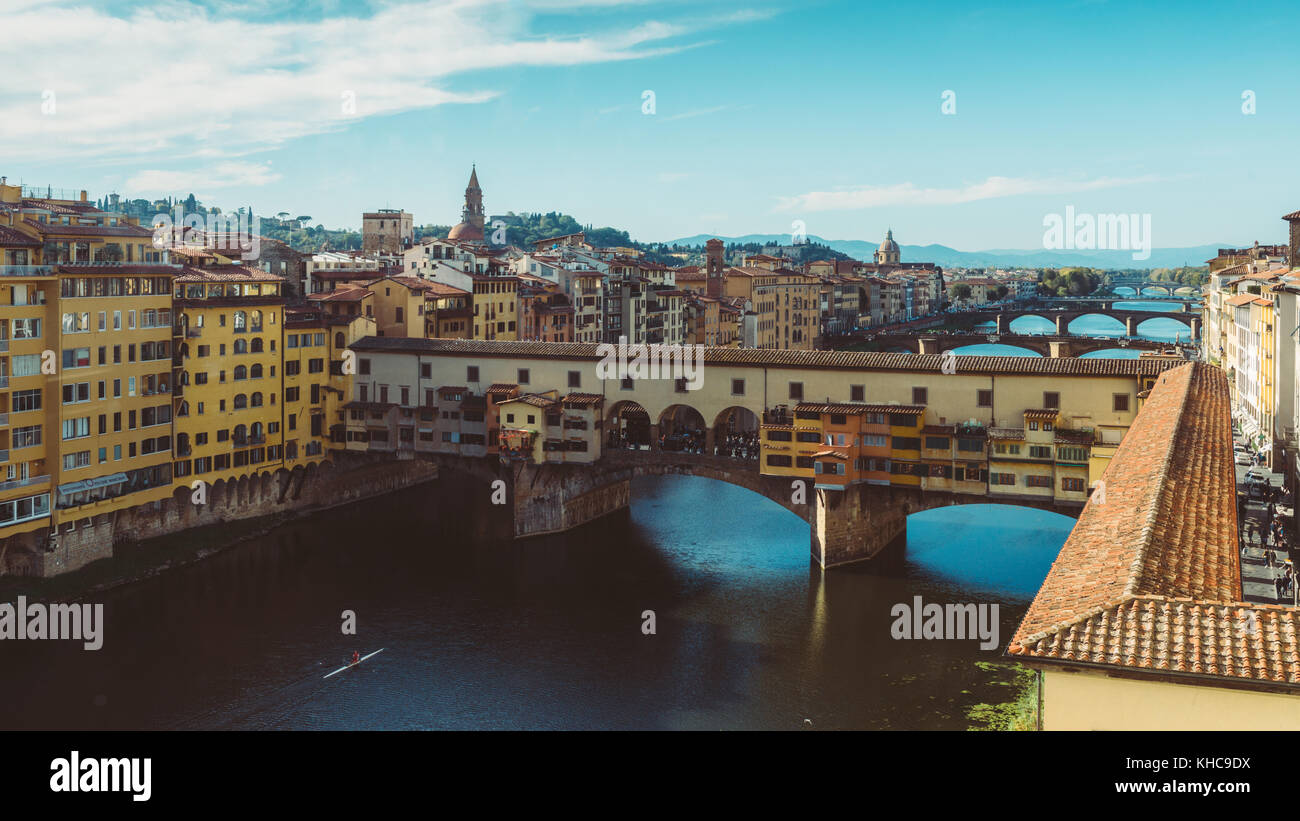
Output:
[
  {"xmin": 234, "ymin": 394, "xmax": 247, "ymax": 409},
  {"xmin": 233, "ymin": 339, "xmax": 248, "ymax": 355},
  {"xmin": 250, "ymin": 364, "xmax": 263, "ymax": 379},
  {"xmin": 233, "ymin": 365, "xmax": 247, "ymax": 380},
  {"xmin": 250, "ymin": 422, "xmax": 263, "ymax": 439},
  {"xmin": 250, "ymin": 338, "xmax": 264, "ymax": 353},
  {"xmin": 177, "ymin": 400, "xmax": 189, "ymax": 417},
  {"xmin": 234, "ymin": 424, "xmax": 247, "ymax": 443},
  {"xmin": 250, "ymin": 392, "xmax": 263, "ymax": 407},
  {"xmin": 177, "ymin": 433, "xmax": 190, "ymax": 453},
  {"xmin": 250, "ymin": 311, "xmax": 262, "ymax": 332},
  {"xmin": 233, "ymin": 311, "xmax": 247, "ymax": 332},
  {"xmin": 335, "ymin": 332, "xmax": 345, "ymax": 348}
]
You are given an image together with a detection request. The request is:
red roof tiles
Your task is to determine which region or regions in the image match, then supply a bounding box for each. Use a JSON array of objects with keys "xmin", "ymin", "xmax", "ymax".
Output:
[{"xmin": 1005, "ymin": 363, "xmax": 1290, "ymax": 686}]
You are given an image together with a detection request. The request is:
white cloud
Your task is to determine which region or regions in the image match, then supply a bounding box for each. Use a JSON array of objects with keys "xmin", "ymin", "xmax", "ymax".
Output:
[
  {"xmin": 0, "ymin": 0, "xmax": 720, "ymax": 169},
  {"xmin": 776, "ymin": 175, "xmax": 1163, "ymax": 212},
  {"xmin": 125, "ymin": 161, "xmax": 282, "ymax": 193}
]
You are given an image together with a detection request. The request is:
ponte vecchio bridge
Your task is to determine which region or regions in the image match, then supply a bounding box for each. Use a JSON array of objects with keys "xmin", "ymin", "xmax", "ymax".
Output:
[{"xmin": 347, "ymin": 338, "xmax": 1185, "ymax": 568}]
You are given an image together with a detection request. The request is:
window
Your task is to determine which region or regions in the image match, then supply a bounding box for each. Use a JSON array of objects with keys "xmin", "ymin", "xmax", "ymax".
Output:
[
  {"xmin": 850, "ymin": 385, "xmax": 864, "ymax": 402},
  {"xmin": 1058, "ymin": 446, "xmax": 1088, "ymax": 462},
  {"xmin": 863, "ymin": 434, "xmax": 887, "ymax": 448},
  {"xmin": 1062, "ymin": 477, "xmax": 1086, "ymax": 492},
  {"xmin": 12, "ymin": 389, "xmax": 41, "ymax": 412},
  {"xmin": 1029, "ymin": 445, "xmax": 1052, "ymax": 459},
  {"xmin": 892, "ymin": 436, "xmax": 921, "ymax": 450},
  {"xmin": 61, "ymin": 348, "xmax": 90, "ymax": 369},
  {"xmin": 925, "ymin": 436, "xmax": 950, "ymax": 450},
  {"xmin": 62, "ymin": 417, "xmax": 90, "ymax": 440},
  {"xmin": 1026, "ymin": 474, "xmax": 1053, "ymax": 488},
  {"xmin": 912, "ymin": 387, "xmax": 928, "ymax": 405},
  {"xmin": 1113, "ymin": 393, "xmax": 1130, "ymax": 412},
  {"xmin": 517, "ymin": 368, "xmax": 529, "ymax": 384},
  {"xmin": 12, "ymin": 318, "xmax": 40, "ymax": 339},
  {"xmin": 788, "ymin": 382, "xmax": 803, "ymax": 400},
  {"xmin": 467, "ymin": 366, "xmax": 479, "ymax": 382},
  {"xmin": 1043, "ymin": 392, "xmax": 1060, "ymax": 409},
  {"xmin": 308, "ymin": 359, "xmax": 323, "ymax": 373},
  {"xmin": 62, "ymin": 382, "xmax": 90, "ymax": 404},
  {"xmin": 992, "ymin": 472, "xmax": 1016, "ymax": 486},
  {"xmin": 13, "ymin": 425, "xmax": 41, "ymax": 449},
  {"xmin": 285, "ymin": 360, "xmax": 301, "ymax": 376},
  {"xmin": 62, "ymin": 451, "xmax": 91, "ymax": 470},
  {"xmin": 766, "ymin": 454, "xmax": 793, "ymax": 468},
  {"xmin": 12, "ymin": 354, "xmax": 40, "ymax": 377},
  {"xmin": 568, "ymin": 371, "xmax": 580, "ymax": 388},
  {"xmin": 977, "ymin": 389, "xmax": 992, "ymax": 408},
  {"xmin": 359, "ymin": 358, "xmax": 370, "ymax": 375},
  {"xmin": 1028, "ymin": 421, "xmax": 1038, "ymax": 431}
]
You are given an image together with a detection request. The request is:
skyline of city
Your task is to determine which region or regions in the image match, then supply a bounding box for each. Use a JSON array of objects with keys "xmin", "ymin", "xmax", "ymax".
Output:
[{"xmin": 5, "ymin": 0, "xmax": 1299, "ymax": 248}]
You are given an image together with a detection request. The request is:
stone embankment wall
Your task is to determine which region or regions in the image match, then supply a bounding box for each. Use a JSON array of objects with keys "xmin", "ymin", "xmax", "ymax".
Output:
[{"xmin": 3, "ymin": 455, "xmax": 438, "ymax": 578}]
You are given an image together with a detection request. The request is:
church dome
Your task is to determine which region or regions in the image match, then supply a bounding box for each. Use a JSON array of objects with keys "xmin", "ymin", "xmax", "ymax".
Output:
[
  {"xmin": 448, "ymin": 221, "xmax": 483, "ymax": 241},
  {"xmin": 878, "ymin": 228, "xmax": 899, "ymax": 255}
]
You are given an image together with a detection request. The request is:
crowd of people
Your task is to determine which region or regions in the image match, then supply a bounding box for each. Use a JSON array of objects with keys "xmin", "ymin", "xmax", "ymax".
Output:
[{"xmin": 605, "ymin": 424, "xmax": 759, "ymax": 460}]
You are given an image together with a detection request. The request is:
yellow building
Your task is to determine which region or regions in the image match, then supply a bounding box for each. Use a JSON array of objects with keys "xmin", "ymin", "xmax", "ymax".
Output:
[
  {"xmin": 366, "ymin": 275, "xmax": 432, "ymax": 338},
  {"xmin": 52, "ymin": 266, "xmax": 178, "ymax": 529},
  {"xmin": 171, "ymin": 266, "xmax": 287, "ymax": 488},
  {"xmin": 471, "ymin": 275, "xmax": 518, "ymax": 341},
  {"xmin": 723, "ymin": 266, "xmax": 820, "ymax": 350}
]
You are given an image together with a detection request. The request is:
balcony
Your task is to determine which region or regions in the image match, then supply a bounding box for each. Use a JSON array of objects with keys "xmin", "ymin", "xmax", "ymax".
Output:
[
  {"xmin": 0, "ymin": 265, "xmax": 54, "ymax": 278},
  {"xmin": 0, "ymin": 473, "xmax": 47, "ymax": 492}
]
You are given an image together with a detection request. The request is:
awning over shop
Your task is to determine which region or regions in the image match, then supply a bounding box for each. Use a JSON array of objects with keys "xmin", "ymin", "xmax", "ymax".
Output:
[{"xmin": 57, "ymin": 472, "xmax": 128, "ymax": 496}]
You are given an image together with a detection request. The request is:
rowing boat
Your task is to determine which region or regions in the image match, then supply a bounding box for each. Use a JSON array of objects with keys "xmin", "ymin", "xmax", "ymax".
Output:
[{"xmin": 323, "ymin": 648, "xmax": 385, "ymax": 679}]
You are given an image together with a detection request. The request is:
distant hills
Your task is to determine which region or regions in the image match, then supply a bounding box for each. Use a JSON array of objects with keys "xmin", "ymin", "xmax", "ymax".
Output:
[{"xmin": 661, "ymin": 233, "xmax": 1230, "ymax": 270}]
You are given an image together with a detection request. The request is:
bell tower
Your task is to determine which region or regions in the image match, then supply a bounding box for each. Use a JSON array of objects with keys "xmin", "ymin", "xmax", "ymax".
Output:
[{"xmin": 706, "ymin": 238, "xmax": 725, "ymax": 298}]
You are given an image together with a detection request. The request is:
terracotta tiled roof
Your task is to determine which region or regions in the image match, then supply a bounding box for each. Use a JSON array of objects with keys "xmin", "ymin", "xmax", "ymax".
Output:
[
  {"xmin": 1225, "ymin": 293, "xmax": 1258, "ymax": 307},
  {"xmin": 562, "ymin": 392, "xmax": 604, "ymax": 406},
  {"xmin": 1005, "ymin": 363, "xmax": 1292, "ymax": 686},
  {"xmin": 1023, "ymin": 408, "xmax": 1060, "ymax": 419},
  {"xmin": 502, "ymin": 393, "xmax": 558, "ymax": 408},
  {"xmin": 308, "ymin": 287, "xmax": 371, "ymax": 302},
  {"xmin": 0, "ymin": 225, "xmax": 40, "ymax": 246},
  {"xmin": 175, "ymin": 266, "xmax": 284, "ymax": 283},
  {"xmin": 486, "ymin": 383, "xmax": 519, "ymax": 394}
]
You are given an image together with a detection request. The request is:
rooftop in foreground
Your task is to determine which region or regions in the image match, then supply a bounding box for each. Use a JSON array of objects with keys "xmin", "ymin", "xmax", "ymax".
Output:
[{"xmin": 1006, "ymin": 362, "xmax": 1300, "ymax": 690}]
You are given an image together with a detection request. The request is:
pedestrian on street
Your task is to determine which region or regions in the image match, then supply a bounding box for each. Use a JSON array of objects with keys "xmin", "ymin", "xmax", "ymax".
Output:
[{"xmin": 1276, "ymin": 575, "xmax": 1285, "ymax": 601}]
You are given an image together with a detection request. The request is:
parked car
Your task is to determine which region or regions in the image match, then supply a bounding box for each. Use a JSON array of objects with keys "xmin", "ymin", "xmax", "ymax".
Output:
[
  {"xmin": 1246, "ymin": 469, "xmax": 1269, "ymax": 484},
  {"xmin": 1235, "ymin": 452, "xmax": 1253, "ymax": 466}
]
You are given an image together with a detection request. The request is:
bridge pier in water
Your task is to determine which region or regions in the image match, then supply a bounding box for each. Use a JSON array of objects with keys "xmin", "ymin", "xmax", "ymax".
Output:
[{"xmin": 433, "ymin": 453, "xmax": 1078, "ymax": 570}]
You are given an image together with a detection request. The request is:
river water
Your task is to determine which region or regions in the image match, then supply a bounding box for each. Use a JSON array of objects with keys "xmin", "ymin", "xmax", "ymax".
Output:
[{"xmin": 0, "ymin": 476, "xmax": 1074, "ymax": 730}]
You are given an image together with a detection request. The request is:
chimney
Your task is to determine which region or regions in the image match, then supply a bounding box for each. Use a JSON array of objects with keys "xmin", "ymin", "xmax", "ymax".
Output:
[{"xmin": 80, "ymin": 189, "xmax": 87, "ymax": 203}]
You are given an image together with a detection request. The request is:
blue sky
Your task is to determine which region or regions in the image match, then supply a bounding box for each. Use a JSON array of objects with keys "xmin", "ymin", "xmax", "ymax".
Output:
[{"xmin": 3, "ymin": 0, "xmax": 1299, "ymax": 250}]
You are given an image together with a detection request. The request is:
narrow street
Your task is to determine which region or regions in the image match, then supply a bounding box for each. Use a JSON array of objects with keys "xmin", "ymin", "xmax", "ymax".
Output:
[{"xmin": 1236, "ymin": 439, "xmax": 1295, "ymax": 605}]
